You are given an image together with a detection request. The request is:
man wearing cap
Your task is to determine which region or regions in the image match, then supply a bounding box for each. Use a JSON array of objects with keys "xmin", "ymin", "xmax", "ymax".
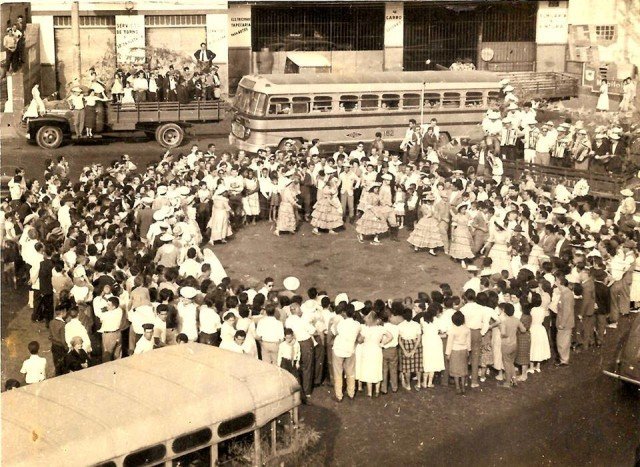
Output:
[
  {"xmin": 591, "ymin": 133, "xmax": 610, "ymax": 173},
  {"xmin": 94, "ymin": 296, "xmax": 123, "ymax": 362},
  {"xmin": 550, "ymin": 127, "xmax": 571, "ymax": 168},
  {"xmin": 154, "ymin": 233, "xmax": 179, "ymax": 268},
  {"xmin": 400, "ymin": 120, "xmax": 422, "ymax": 165},
  {"xmin": 534, "ymin": 124, "xmax": 553, "ymax": 166},
  {"xmin": 134, "ymin": 323, "xmax": 156, "ymax": 355},
  {"xmin": 522, "ymin": 118, "xmax": 539, "ymax": 164},
  {"xmin": 602, "ymin": 132, "xmax": 624, "ymax": 174},
  {"xmin": 463, "ymin": 266, "xmax": 481, "ymax": 294}
]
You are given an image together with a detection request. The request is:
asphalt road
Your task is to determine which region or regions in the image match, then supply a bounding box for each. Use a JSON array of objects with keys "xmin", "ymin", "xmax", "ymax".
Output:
[{"xmin": 1, "ymin": 134, "xmax": 638, "ymax": 466}]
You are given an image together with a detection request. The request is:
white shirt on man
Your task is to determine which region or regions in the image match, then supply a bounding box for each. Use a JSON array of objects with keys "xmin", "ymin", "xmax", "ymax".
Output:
[
  {"xmin": 20, "ymin": 354, "xmax": 47, "ymax": 384},
  {"xmin": 332, "ymin": 317, "xmax": 361, "ymax": 358}
]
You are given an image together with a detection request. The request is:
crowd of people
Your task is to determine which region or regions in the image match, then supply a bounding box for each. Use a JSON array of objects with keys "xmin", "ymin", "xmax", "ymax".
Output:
[{"xmin": 2, "ymin": 113, "xmax": 639, "ymax": 398}]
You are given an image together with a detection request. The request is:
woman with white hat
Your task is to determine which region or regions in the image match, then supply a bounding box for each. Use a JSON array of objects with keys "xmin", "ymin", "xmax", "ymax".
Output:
[{"xmin": 207, "ymin": 182, "xmax": 233, "ymax": 244}]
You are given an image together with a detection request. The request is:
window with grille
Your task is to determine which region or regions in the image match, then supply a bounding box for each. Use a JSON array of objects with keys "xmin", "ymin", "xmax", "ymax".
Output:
[
  {"xmin": 402, "ymin": 93, "xmax": 421, "ymax": 109},
  {"xmin": 268, "ymin": 97, "xmax": 291, "ymax": 115},
  {"xmin": 442, "ymin": 92, "xmax": 461, "ymax": 108},
  {"xmin": 144, "ymin": 15, "xmax": 206, "ymax": 27},
  {"xmin": 291, "ymin": 96, "xmax": 311, "ymax": 114},
  {"xmin": 53, "ymin": 16, "xmax": 116, "ymax": 28},
  {"xmin": 595, "ymin": 25, "xmax": 615, "ymax": 41},
  {"xmin": 252, "ymin": 5, "xmax": 384, "ymax": 52}
]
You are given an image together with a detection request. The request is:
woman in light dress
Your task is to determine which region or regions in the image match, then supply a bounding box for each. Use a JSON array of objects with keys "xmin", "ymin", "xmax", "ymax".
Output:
[
  {"xmin": 356, "ymin": 184, "xmax": 389, "ymax": 245},
  {"xmin": 483, "ymin": 221, "xmax": 512, "ymax": 275},
  {"xmin": 407, "ymin": 196, "xmax": 444, "ymax": 255},
  {"xmin": 630, "ymin": 253, "xmax": 640, "ymax": 310},
  {"xmin": 528, "ymin": 293, "xmax": 550, "ymax": 372},
  {"xmin": 596, "ymin": 79, "xmax": 609, "ymax": 112},
  {"xmin": 242, "ymin": 169, "xmax": 261, "ymax": 224},
  {"xmin": 311, "ymin": 175, "xmax": 343, "ymax": 235},
  {"xmin": 619, "ymin": 77, "xmax": 636, "ymax": 112},
  {"xmin": 449, "ymin": 203, "xmax": 475, "ymax": 268},
  {"xmin": 420, "ymin": 303, "xmax": 445, "ymax": 388},
  {"xmin": 355, "ymin": 312, "xmax": 392, "ymax": 397},
  {"xmin": 208, "ymin": 184, "xmax": 233, "ymax": 244},
  {"xmin": 274, "ymin": 179, "xmax": 300, "ymax": 236}
]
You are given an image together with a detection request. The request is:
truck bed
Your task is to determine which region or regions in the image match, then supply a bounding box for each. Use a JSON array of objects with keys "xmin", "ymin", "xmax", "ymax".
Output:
[
  {"xmin": 498, "ymin": 72, "xmax": 579, "ymax": 100},
  {"xmin": 108, "ymin": 100, "xmax": 224, "ymax": 131}
]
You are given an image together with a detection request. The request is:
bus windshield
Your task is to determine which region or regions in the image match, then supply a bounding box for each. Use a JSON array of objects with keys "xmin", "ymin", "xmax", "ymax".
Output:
[{"xmin": 234, "ymin": 86, "xmax": 267, "ymax": 116}]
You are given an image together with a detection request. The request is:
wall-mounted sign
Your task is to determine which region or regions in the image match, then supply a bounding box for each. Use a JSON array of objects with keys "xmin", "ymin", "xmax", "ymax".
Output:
[
  {"xmin": 228, "ymin": 4, "xmax": 251, "ymax": 48},
  {"xmin": 481, "ymin": 48, "xmax": 495, "ymax": 62},
  {"xmin": 207, "ymin": 14, "xmax": 228, "ymax": 63},
  {"xmin": 536, "ymin": 1, "xmax": 569, "ymax": 45},
  {"xmin": 115, "ymin": 15, "xmax": 146, "ymax": 65},
  {"xmin": 384, "ymin": 2, "xmax": 403, "ymax": 48}
]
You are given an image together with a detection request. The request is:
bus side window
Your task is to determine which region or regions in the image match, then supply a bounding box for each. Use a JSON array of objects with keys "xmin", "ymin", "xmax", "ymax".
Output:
[
  {"xmin": 465, "ymin": 91, "xmax": 483, "ymax": 107},
  {"xmin": 382, "ymin": 94, "xmax": 400, "ymax": 110},
  {"xmin": 360, "ymin": 94, "xmax": 379, "ymax": 111},
  {"xmin": 402, "ymin": 93, "xmax": 421, "ymax": 109},
  {"xmin": 313, "ymin": 96, "xmax": 333, "ymax": 112},
  {"xmin": 268, "ymin": 97, "xmax": 291, "ymax": 115},
  {"xmin": 291, "ymin": 96, "xmax": 311, "ymax": 114},
  {"xmin": 424, "ymin": 92, "xmax": 441, "ymax": 108},
  {"xmin": 442, "ymin": 92, "xmax": 461, "ymax": 108},
  {"xmin": 339, "ymin": 95, "xmax": 358, "ymax": 112}
]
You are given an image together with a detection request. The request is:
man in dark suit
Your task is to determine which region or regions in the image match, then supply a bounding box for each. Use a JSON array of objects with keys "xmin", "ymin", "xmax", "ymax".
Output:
[
  {"xmin": 194, "ymin": 42, "xmax": 216, "ymax": 70},
  {"xmin": 49, "ymin": 307, "xmax": 68, "ymax": 376},
  {"xmin": 34, "ymin": 245, "xmax": 54, "ymax": 324}
]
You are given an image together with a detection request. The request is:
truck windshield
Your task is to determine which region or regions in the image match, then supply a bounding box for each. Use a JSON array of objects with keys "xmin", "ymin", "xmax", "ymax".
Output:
[{"xmin": 234, "ymin": 86, "xmax": 267, "ymax": 117}]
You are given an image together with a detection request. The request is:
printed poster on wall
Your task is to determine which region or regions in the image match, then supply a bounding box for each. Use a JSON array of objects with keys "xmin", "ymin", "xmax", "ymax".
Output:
[
  {"xmin": 536, "ymin": 2, "xmax": 569, "ymax": 44},
  {"xmin": 228, "ymin": 4, "xmax": 251, "ymax": 49},
  {"xmin": 207, "ymin": 14, "xmax": 228, "ymax": 63},
  {"xmin": 384, "ymin": 2, "xmax": 403, "ymax": 48},
  {"xmin": 115, "ymin": 15, "xmax": 146, "ymax": 65}
]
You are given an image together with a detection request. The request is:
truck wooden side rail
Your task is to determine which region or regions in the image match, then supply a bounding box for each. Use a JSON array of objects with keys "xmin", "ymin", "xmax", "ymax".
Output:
[
  {"xmin": 22, "ymin": 99, "xmax": 225, "ymax": 150},
  {"xmin": 444, "ymin": 154, "xmax": 628, "ymax": 203},
  {"xmin": 498, "ymin": 71, "xmax": 579, "ymax": 100}
]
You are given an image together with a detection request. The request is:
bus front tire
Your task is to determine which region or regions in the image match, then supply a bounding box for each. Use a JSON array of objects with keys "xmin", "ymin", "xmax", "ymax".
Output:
[
  {"xmin": 156, "ymin": 123, "xmax": 185, "ymax": 148},
  {"xmin": 36, "ymin": 125, "xmax": 64, "ymax": 149}
]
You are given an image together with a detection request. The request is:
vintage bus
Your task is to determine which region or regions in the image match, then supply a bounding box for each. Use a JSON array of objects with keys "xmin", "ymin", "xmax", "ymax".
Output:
[
  {"xmin": 2, "ymin": 344, "xmax": 301, "ymax": 466},
  {"xmin": 228, "ymin": 70, "xmax": 502, "ymax": 153}
]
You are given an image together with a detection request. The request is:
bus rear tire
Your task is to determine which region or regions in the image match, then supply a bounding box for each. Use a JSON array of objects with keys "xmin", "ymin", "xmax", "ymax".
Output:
[
  {"xmin": 156, "ymin": 123, "xmax": 184, "ymax": 148},
  {"xmin": 36, "ymin": 125, "xmax": 64, "ymax": 149}
]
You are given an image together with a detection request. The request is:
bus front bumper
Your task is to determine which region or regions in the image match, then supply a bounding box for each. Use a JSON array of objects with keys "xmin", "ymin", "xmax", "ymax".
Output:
[{"xmin": 228, "ymin": 134, "xmax": 265, "ymax": 154}]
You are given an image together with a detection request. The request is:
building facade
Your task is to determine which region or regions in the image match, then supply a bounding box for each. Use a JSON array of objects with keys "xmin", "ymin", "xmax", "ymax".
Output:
[{"xmin": 13, "ymin": 0, "xmax": 640, "ymax": 98}]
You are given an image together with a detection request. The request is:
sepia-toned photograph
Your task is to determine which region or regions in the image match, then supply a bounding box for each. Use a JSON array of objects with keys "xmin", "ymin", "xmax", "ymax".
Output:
[{"xmin": 1, "ymin": 0, "xmax": 639, "ymax": 465}]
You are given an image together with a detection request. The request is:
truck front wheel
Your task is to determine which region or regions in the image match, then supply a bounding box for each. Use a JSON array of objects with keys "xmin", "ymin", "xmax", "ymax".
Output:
[
  {"xmin": 36, "ymin": 125, "xmax": 64, "ymax": 149},
  {"xmin": 156, "ymin": 123, "xmax": 184, "ymax": 148}
]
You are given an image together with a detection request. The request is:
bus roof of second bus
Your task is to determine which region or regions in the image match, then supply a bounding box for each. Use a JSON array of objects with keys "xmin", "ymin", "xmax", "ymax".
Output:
[
  {"xmin": 240, "ymin": 70, "xmax": 501, "ymax": 95},
  {"xmin": 1, "ymin": 344, "xmax": 300, "ymax": 467}
]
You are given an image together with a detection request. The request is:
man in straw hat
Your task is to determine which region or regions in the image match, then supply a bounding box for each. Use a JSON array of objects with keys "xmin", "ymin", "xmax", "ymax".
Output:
[{"xmin": 66, "ymin": 85, "xmax": 86, "ymax": 138}]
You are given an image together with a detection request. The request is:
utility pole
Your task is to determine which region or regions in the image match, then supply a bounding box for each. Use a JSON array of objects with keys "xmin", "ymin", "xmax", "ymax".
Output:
[{"xmin": 71, "ymin": 1, "xmax": 81, "ymax": 84}]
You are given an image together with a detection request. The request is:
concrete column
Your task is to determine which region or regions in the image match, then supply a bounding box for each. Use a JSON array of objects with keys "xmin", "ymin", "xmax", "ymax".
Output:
[
  {"xmin": 71, "ymin": 1, "xmax": 81, "ymax": 82},
  {"xmin": 383, "ymin": 2, "xmax": 404, "ymax": 71},
  {"xmin": 31, "ymin": 15, "xmax": 56, "ymax": 96}
]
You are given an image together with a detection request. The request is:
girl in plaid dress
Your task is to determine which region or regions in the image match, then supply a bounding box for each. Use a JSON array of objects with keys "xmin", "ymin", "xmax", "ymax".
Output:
[{"xmin": 398, "ymin": 308, "xmax": 422, "ymax": 390}]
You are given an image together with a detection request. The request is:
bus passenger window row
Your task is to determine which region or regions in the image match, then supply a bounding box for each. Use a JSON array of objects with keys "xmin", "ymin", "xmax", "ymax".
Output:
[{"xmin": 266, "ymin": 90, "xmax": 492, "ymax": 115}]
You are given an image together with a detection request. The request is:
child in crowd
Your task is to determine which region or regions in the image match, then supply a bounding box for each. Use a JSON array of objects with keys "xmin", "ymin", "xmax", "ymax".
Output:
[{"xmin": 20, "ymin": 341, "xmax": 47, "ymax": 384}]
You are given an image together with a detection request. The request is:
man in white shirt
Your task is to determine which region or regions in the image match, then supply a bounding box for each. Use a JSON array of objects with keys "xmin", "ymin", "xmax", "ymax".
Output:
[
  {"xmin": 331, "ymin": 305, "xmax": 361, "ymax": 401},
  {"xmin": 339, "ymin": 164, "xmax": 360, "ymax": 223},
  {"xmin": 381, "ymin": 317, "xmax": 399, "ymax": 394},
  {"xmin": 128, "ymin": 304, "xmax": 157, "ymax": 355},
  {"xmin": 256, "ymin": 305, "xmax": 284, "ymax": 364},
  {"xmin": 20, "ymin": 341, "xmax": 47, "ymax": 384},
  {"xmin": 285, "ymin": 303, "xmax": 316, "ymax": 397},
  {"xmin": 462, "ymin": 266, "xmax": 481, "ymax": 294},
  {"xmin": 94, "ymin": 296, "xmax": 123, "ymax": 362},
  {"xmin": 134, "ymin": 323, "xmax": 155, "ymax": 355},
  {"xmin": 65, "ymin": 308, "xmax": 92, "ymax": 353},
  {"xmin": 349, "ymin": 142, "xmax": 367, "ymax": 162},
  {"xmin": 179, "ymin": 248, "xmax": 202, "ymax": 278},
  {"xmin": 460, "ymin": 290, "xmax": 484, "ymax": 388}
]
